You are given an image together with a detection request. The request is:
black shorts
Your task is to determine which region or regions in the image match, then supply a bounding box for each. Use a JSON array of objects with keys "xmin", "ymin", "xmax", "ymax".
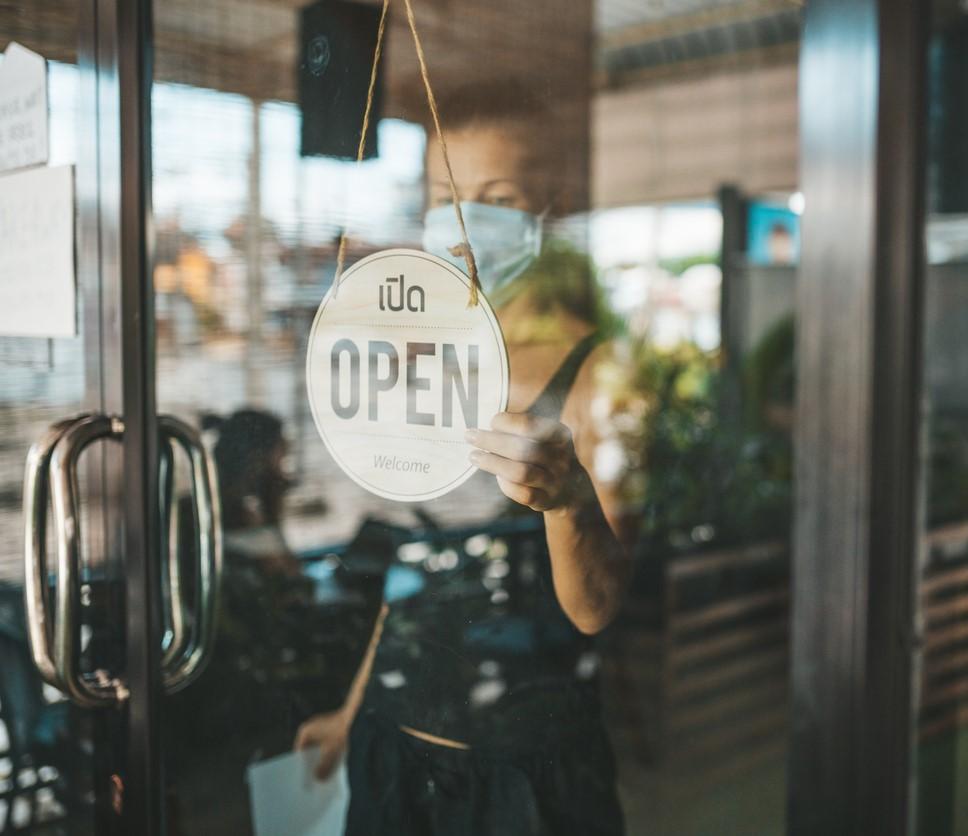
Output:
[{"xmin": 343, "ymin": 711, "xmax": 625, "ymax": 836}]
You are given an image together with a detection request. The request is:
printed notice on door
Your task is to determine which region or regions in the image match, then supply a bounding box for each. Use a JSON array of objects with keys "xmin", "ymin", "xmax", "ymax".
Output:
[
  {"xmin": 0, "ymin": 165, "xmax": 76, "ymax": 338},
  {"xmin": 0, "ymin": 42, "xmax": 49, "ymax": 174},
  {"xmin": 306, "ymin": 249, "xmax": 509, "ymax": 502}
]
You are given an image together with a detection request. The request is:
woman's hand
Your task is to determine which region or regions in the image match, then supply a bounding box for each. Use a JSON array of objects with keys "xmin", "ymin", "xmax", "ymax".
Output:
[
  {"xmin": 293, "ymin": 708, "xmax": 351, "ymax": 781},
  {"xmin": 466, "ymin": 412, "xmax": 593, "ymax": 513}
]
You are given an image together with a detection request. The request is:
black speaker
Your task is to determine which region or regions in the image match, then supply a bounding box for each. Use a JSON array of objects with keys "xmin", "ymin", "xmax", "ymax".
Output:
[{"xmin": 298, "ymin": 0, "xmax": 385, "ymax": 160}]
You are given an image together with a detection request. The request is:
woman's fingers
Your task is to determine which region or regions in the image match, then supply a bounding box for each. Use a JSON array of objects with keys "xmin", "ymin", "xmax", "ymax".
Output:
[
  {"xmin": 465, "ymin": 428, "xmax": 564, "ymax": 472},
  {"xmin": 293, "ymin": 722, "xmax": 315, "ymax": 751},
  {"xmin": 466, "ymin": 413, "xmax": 579, "ymax": 510},
  {"xmin": 315, "ymin": 747, "xmax": 343, "ymax": 781},
  {"xmin": 469, "ymin": 449, "xmax": 554, "ymax": 489},
  {"xmin": 495, "ymin": 477, "xmax": 551, "ymax": 511},
  {"xmin": 465, "ymin": 413, "xmax": 573, "ymax": 473},
  {"xmin": 489, "ymin": 411, "xmax": 572, "ymax": 445}
]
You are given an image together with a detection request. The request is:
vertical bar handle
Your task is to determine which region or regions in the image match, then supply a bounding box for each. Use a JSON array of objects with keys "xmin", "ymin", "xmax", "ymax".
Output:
[
  {"xmin": 158, "ymin": 416, "xmax": 222, "ymax": 693},
  {"xmin": 159, "ymin": 438, "xmax": 190, "ymax": 669},
  {"xmin": 49, "ymin": 414, "xmax": 128, "ymax": 708},
  {"xmin": 23, "ymin": 418, "xmax": 83, "ymax": 692}
]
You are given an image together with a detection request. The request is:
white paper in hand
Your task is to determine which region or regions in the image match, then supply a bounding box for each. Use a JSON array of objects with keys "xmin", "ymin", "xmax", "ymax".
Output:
[{"xmin": 247, "ymin": 749, "xmax": 349, "ymax": 836}]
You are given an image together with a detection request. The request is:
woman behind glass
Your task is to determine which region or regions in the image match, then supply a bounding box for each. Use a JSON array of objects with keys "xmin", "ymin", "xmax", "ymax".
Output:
[{"xmin": 296, "ymin": 79, "xmax": 636, "ymax": 836}]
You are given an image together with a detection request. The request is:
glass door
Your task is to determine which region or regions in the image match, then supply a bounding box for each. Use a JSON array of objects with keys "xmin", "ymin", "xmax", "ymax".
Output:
[
  {"xmin": 0, "ymin": 3, "xmax": 125, "ymax": 833},
  {"xmin": 152, "ymin": 2, "xmax": 803, "ymax": 835}
]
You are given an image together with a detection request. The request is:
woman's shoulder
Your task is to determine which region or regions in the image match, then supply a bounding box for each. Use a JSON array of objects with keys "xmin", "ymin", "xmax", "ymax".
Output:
[{"xmin": 561, "ymin": 337, "xmax": 626, "ymax": 433}]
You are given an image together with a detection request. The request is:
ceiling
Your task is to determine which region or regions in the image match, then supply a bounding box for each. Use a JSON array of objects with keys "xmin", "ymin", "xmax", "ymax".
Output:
[
  {"xmin": 598, "ymin": 0, "xmax": 802, "ymax": 87},
  {"xmin": 1, "ymin": 0, "xmax": 803, "ymax": 100},
  {"xmin": 597, "ymin": 0, "xmax": 756, "ymax": 33}
]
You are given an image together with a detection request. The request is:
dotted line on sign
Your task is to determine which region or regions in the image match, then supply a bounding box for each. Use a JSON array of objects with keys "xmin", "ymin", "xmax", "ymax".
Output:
[
  {"xmin": 321, "ymin": 322, "xmax": 475, "ymax": 331},
  {"xmin": 329, "ymin": 429, "xmax": 470, "ymax": 445}
]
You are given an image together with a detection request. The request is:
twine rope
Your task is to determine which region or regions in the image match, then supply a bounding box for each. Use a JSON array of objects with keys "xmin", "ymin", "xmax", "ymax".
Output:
[
  {"xmin": 332, "ymin": 0, "xmax": 390, "ymax": 295},
  {"xmin": 333, "ymin": 0, "xmax": 480, "ymax": 306}
]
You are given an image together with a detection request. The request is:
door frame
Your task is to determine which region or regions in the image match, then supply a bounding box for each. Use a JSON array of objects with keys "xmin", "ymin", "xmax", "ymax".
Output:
[
  {"xmin": 113, "ymin": 0, "xmax": 165, "ymax": 831},
  {"xmin": 790, "ymin": 0, "xmax": 928, "ymax": 833}
]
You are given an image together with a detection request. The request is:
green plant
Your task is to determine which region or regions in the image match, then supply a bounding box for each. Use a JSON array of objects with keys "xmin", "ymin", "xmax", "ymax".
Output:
[{"xmin": 609, "ymin": 340, "xmax": 793, "ymax": 554}]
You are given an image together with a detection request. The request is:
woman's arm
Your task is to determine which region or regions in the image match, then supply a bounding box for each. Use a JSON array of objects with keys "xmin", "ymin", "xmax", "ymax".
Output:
[
  {"xmin": 543, "ymin": 471, "xmax": 633, "ymax": 635},
  {"xmin": 341, "ymin": 602, "xmax": 388, "ymax": 716},
  {"xmin": 293, "ymin": 603, "xmax": 387, "ymax": 778},
  {"xmin": 467, "ymin": 403, "xmax": 634, "ymax": 635}
]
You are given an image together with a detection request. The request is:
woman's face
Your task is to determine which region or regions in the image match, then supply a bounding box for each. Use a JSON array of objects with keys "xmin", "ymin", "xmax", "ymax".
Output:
[{"xmin": 426, "ymin": 123, "xmax": 546, "ymax": 214}]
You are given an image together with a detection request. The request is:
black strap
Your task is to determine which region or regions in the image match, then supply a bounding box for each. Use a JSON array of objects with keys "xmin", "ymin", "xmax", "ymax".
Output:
[{"xmin": 527, "ymin": 332, "xmax": 602, "ymax": 421}]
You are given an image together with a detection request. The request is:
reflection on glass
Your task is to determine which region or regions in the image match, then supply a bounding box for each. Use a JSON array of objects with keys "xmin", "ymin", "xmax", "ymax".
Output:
[{"xmin": 155, "ymin": 2, "xmax": 800, "ymax": 834}]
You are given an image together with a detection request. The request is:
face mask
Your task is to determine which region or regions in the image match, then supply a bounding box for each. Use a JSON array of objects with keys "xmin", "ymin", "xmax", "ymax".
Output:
[{"xmin": 422, "ymin": 201, "xmax": 543, "ymax": 296}]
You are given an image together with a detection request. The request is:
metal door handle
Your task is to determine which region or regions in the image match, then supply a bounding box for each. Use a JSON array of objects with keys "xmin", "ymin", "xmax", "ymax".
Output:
[
  {"xmin": 23, "ymin": 413, "xmax": 222, "ymax": 707},
  {"xmin": 158, "ymin": 415, "xmax": 222, "ymax": 693},
  {"xmin": 159, "ymin": 437, "xmax": 189, "ymax": 671},
  {"xmin": 49, "ymin": 414, "xmax": 128, "ymax": 708},
  {"xmin": 23, "ymin": 417, "xmax": 84, "ymax": 692}
]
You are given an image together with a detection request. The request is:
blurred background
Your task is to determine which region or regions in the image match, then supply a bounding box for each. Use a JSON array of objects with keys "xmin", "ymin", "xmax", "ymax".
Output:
[{"xmin": 0, "ymin": 0, "xmax": 965, "ymax": 834}]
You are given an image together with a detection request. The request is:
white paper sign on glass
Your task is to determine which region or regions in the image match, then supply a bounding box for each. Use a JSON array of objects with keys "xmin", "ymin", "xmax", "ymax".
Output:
[
  {"xmin": 0, "ymin": 164, "xmax": 76, "ymax": 337},
  {"xmin": 306, "ymin": 249, "xmax": 509, "ymax": 502},
  {"xmin": 0, "ymin": 43, "xmax": 49, "ymax": 174}
]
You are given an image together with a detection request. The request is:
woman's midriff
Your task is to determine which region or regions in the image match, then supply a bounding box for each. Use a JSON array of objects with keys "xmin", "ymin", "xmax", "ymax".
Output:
[{"xmin": 399, "ymin": 725, "xmax": 471, "ymax": 750}]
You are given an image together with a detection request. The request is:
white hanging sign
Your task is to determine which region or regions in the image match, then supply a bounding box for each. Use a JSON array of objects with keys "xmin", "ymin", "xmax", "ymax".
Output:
[
  {"xmin": 306, "ymin": 249, "xmax": 509, "ymax": 502},
  {"xmin": 0, "ymin": 42, "xmax": 49, "ymax": 174}
]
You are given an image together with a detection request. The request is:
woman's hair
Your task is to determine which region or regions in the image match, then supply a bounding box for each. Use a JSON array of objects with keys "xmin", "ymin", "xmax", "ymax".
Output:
[
  {"xmin": 430, "ymin": 77, "xmax": 553, "ymax": 135},
  {"xmin": 426, "ymin": 77, "xmax": 566, "ymax": 211}
]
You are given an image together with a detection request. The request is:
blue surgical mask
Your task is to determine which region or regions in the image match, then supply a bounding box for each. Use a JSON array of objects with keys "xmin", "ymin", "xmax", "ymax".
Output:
[{"xmin": 422, "ymin": 201, "xmax": 543, "ymax": 296}]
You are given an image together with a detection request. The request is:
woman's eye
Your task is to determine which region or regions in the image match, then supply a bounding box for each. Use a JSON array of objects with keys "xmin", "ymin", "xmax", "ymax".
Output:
[
  {"xmin": 486, "ymin": 195, "xmax": 515, "ymax": 207},
  {"xmin": 432, "ymin": 195, "xmax": 454, "ymax": 208}
]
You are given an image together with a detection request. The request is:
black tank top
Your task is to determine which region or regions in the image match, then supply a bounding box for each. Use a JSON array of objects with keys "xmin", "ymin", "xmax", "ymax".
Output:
[{"xmin": 361, "ymin": 333, "xmax": 604, "ymax": 751}]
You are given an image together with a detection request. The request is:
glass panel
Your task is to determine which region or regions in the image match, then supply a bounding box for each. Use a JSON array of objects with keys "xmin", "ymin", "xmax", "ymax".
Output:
[
  {"xmin": 915, "ymin": 1, "xmax": 968, "ymax": 833},
  {"xmin": 0, "ymin": 6, "xmax": 104, "ymax": 833},
  {"xmin": 153, "ymin": 2, "xmax": 801, "ymax": 834}
]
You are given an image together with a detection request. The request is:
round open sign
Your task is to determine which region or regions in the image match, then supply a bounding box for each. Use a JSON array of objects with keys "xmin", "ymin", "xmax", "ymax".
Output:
[{"xmin": 306, "ymin": 249, "xmax": 510, "ymax": 502}]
